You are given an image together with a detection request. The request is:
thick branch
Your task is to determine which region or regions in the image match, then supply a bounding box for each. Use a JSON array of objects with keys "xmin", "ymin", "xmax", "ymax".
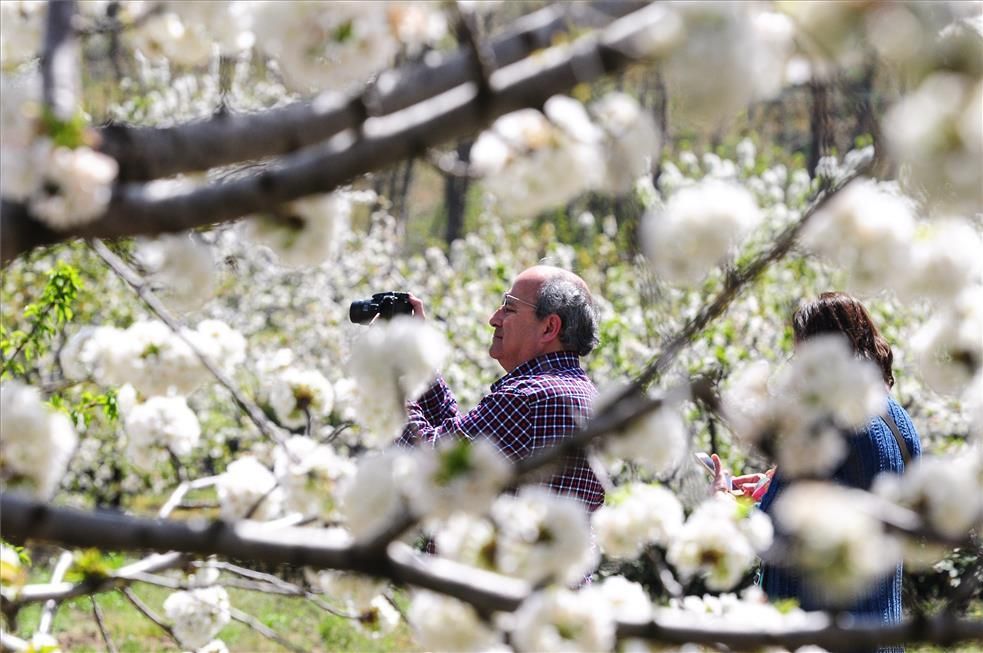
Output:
[
  {"xmin": 41, "ymin": 0, "xmax": 80, "ymax": 120},
  {"xmin": 2, "ymin": 3, "xmax": 674, "ymax": 264},
  {"xmin": 96, "ymin": 2, "xmax": 643, "ymax": 182},
  {"xmin": 2, "ymin": 494, "xmax": 981, "ymax": 650}
]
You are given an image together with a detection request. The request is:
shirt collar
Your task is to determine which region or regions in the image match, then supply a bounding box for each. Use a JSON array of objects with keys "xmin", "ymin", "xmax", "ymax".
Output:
[{"xmin": 491, "ymin": 351, "xmax": 583, "ymax": 391}]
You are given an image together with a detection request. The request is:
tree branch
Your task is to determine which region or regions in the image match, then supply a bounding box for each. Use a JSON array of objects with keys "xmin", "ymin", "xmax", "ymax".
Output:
[
  {"xmin": 89, "ymin": 238, "xmax": 285, "ymax": 446},
  {"xmin": 90, "ymin": 595, "xmax": 119, "ymax": 653},
  {"xmin": 2, "ymin": 3, "xmax": 675, "ymax": 265},
  {"xmin": 41, "ymin": 0, "xmax": 80, "ymax": 121},
  {"xmin": 94, "ymin": 1, "xmax": 644, "ymax": 182},
  {"xmin": 2, "ymin": 493, "xmax": 980, "ymax": 650},
  {"xmin": 622, "ymin": 157, "xmax": 872, "ymax": 403},
  {"xmin": 229, "ymin": 606, "xmax": 306, "ymax": 653},
  {"xmin": 119, "ymin": 586, "xmax": 179, "ymax": 646},
  {"xmin": 37, "ymin": 551, "xmax": 73, "ymax": 635}
]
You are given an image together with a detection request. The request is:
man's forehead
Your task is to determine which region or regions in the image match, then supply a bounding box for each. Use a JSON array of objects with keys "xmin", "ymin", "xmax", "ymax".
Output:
[{"xmin": 508, "ymin": 275, "xmax": 543, "ymax": 299}]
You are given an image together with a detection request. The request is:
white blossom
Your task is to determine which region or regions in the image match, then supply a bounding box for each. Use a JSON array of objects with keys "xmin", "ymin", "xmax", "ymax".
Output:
[
  {"xmin": 28, "ymin": 142, "xmax": 119, "ymax": 231},
  {"xmin": 125, "ymin": 11, "xmax": 211, "ymax": 66},
  {"xmin": 194, "ymin": 320, "xmax": 247, "ymax": 374},
  {"xmin": 640, "ymin": 179, "xmax": 762, "ymax": 285},
  {"xmin": 244, "ymin": 193, "xmax": 351, "ymax": 268},
  {"xmin": 273, "ymin": 435, "xmax": 354, "ymax": 519},
  {"xmin": 340, "ymin": 449, "xmax": 412, "ymax": 541},
  {"xmin": 215, "ymin": 455, "xmax": 283, "ymax": 521},
  {"xmin": 901, "ymin": 218, "xmax": 983, "ymax": 304},
  {"xmin": 491, "ymin": 487, "xmax": 597, "ymax": 586},
  {"xmin": 724, "ymin": 337, "xmax": 887, "ymax": 478},
  {"xmin": 592, "ymin": 483, "xmax": 684, "ymax": 560},
  {"xmin": 252, "ymin": 2, "xmax": 399, "ymax": 92},
  {"xmin": 885, "ymin": 73, "xmax": 982, "ymax": 213},
  {"xmin": 471, "ymin": 102, "xmax": 603, "ymax": 219},
  {"xmin": 0, "ymin": 544, "xmax": 27, "ymax": 591},
  {"xmin": 169, "ymin": 1, "xmax": 255, "ymax": 56},
  {"xmin": 0, "ymin": 1, "xmax": 45, "ymax": 69},
  {"xmin": 0, "ymin": 70, "xmax": 42, "ymax": 199},
  {"xmin": 912, "ymin": 286, "xmax": 983, "ymax": 395},
  {"xmin": 772, "ymin": 482, "xmax": 901, "ymax": 605},
  {"xmin": 662, "ymin": 3, "xmax": 790, "ymax": 128},
  {"xmin": 434, "ymin": 512, "xmax": 498, "ymax": 570},
  {"xmin": 405, "ymin": 438, "xmax": 510, "ymax": 518},
  {"xmin": 0, "ymin": 381, "xmax": 77, "ymax": 498},
  {"xmin": 387, "ymin": 2, "xmax": 447, "ymax": 54},
  {"xmin": 358, "ymin": 595, "xmax": 401, "ymax": 637},
  {"xmin": 163, "ymin": 586, "xmax": 232, "ymax": 651},
  {"xmin": 268, "ymin": 367, "xmax": 334, "ymax": 429},
  {"xmin": 874, "ymin": 455, "xmax": 983, "ymax": 539},
  {"xmin": 348, "ymin": 316, "xmax": 448, "ymax": 441},
  {"xmin": 96, "ymin": 320, "xmax": 210, "ymax": 397},
  {"xmin": 135, "ymin": 234, "xmax": 216, "ymax": 312},
  {"xmin": 597, "ymin": 576, "xmax": 652, "ymax": 623},
  {"xmin": 408, "ymin": 590, "xmax": 503, "ymax": 652},
  {"xmin": 512, "ymin": 587, "xmax": 615, "ymax": 653},
  {"xmin": 599, "ymin": 395, "xmax": 688, "ymax": 476},
  {"xmin": 590, "ymin": 92, "xmax": 660, "ymax": 193},
  {"xmin": 666, "ymin": 494, "xmax": 768, "ymax": 591},
  {"xmin": 124, "ymin": 396, "xmax": 201, "ymax": 469},
  {"xmin": 802, "ymin": 178, "xmax": 916, "ymax": 296}
]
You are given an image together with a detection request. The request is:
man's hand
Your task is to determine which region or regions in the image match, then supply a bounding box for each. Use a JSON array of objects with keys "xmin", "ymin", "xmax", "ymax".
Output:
[{"xmin": 407, "ymin": 293, "xmax": 427, "ymax": 321}]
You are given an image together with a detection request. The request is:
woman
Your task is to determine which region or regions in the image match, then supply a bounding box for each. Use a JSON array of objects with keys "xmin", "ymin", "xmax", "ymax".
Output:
[{"xmin": 719, "ymin": 292, "xmax": 922, "ymax": 653}]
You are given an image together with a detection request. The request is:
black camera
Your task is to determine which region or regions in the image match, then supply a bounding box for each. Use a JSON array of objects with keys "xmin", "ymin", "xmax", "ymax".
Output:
[{"xmin": 349, "ymin": 292, "xmax": 413, "ymax": 324}]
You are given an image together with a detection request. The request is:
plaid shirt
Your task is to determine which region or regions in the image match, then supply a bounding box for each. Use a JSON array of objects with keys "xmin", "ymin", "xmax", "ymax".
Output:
[{"xmin": 398, "ymin": 351, "xmax": 604, "ymax": 511}]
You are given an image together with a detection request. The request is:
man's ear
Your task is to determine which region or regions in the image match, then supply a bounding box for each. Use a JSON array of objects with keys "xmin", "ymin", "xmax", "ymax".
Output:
[{"xmin": 542, "ymin": 314, "xmax": 562, "ymax": 343}]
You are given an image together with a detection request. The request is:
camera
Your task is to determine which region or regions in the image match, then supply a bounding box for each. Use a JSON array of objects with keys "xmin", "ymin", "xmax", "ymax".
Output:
[{"xmin": 349, "ymin": 292, "xmax": 413, "ymax": 324}]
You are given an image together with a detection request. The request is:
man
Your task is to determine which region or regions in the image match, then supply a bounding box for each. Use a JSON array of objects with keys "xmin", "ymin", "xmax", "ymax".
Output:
[{"xmin": 397, "ymin": 265, "xmax": 604, "ymax": 511}]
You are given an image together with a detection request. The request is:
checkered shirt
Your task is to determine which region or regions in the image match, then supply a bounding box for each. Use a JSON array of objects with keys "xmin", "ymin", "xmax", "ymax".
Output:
[{"xmin": 398, "ymin": 351, "xmax": 605, "ymax": 511}]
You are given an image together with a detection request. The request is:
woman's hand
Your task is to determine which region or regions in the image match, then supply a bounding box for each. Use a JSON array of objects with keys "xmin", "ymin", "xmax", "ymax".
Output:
[
  {"xmin": 710, "ymin": 453, "xmax": 733, "ymax": 494},
  {"xmin": 732, "ymin": 468, "xmax": 775, "ymax": 500}
]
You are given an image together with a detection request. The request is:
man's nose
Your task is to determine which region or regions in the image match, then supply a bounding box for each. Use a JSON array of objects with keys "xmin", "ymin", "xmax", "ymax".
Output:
[{"xmin": 489, "ymin": 308, "xmax": 502, "ymax": 327}]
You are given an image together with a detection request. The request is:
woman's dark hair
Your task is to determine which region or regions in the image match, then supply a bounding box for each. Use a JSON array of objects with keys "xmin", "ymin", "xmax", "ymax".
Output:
[{"xmin": 792, "ymin": 291, "xmax": 895, "ymax": 388}]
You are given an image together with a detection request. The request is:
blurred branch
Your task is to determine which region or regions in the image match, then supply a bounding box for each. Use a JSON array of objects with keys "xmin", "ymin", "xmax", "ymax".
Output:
[
  {"xmin": 229, "ymin": 606, "xmax": 307, "ymax": 653},
  {"xmin": 4, "ymin": 491, "xmax": 981, "ymax": 650},
  {"xmin": 120, "ymin": 586, "xmax": 180, "ymax": 646},
  {"xmin": 90, "ymin": 596, "xmax": 118, "ymax": 653},
  {"xmin": 3, "ymin": 3, "xmax": 673, "ymax": 264},
  {"xmin": 94, "ymin": 1, "xmax": 643, "ymax": 182},
  {"xmin": 41, "ymin": 0, "xmax": 80, "ymax": 121},
  {"xmin": 37, "ymin": 551, "xmax": 73, "ymax": 634}
]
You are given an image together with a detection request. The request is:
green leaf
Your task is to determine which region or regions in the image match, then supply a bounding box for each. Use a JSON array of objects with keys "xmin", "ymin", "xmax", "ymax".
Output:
[{"xmin": 40, "ymin": 108, "xmax": 89, "ymax": 149}]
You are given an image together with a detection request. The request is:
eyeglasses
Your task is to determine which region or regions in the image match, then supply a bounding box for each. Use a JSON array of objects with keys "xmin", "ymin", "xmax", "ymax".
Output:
[{"xmin": 500, "ymin": 292, "xmax": 537, "ymax": 311}]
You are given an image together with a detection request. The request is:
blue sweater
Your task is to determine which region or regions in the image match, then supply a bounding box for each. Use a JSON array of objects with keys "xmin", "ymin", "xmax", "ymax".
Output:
[{"xmin": 758, "ymin": 396, "xmax": 922, "ymax": 653}]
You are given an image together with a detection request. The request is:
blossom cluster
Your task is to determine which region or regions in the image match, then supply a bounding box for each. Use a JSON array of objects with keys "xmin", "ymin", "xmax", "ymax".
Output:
[
  {"xmin": 471, "ymin": 93, "xmax": 658, "ymax": 219},
  {"xmin": 723, "ymin": 335, "xmax": 888, "ymax": 477},
  {"xmin": 0, "ymin": 380, "xmax": 77, "ymax": 498},
  {"xmin": 163, "ymin": 585, "xmax": 232, "ymax": 651}
]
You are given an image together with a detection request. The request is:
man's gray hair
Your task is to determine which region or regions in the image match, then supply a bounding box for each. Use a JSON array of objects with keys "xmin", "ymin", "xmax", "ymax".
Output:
[{"xmin": 534, "ymin": 274, "xmax": 599, "ymax": 356}]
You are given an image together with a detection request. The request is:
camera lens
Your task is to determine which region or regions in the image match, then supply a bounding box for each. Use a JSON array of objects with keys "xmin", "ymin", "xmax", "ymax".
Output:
[{"xmin": 349, "ymin": 300, "xmax": 379, "ymax": 324}]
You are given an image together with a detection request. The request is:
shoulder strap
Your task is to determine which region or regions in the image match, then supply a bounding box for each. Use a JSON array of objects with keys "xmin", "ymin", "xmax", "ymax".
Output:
[{"xmin": 881, "ymin": 410, "xmax": 912, "ymax": 466}]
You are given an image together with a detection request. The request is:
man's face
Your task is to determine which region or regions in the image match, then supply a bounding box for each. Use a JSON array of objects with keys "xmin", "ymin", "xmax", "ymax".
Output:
[{"xmin": 488, "ymin": 275, "xmax": 546, "ymax": 373}]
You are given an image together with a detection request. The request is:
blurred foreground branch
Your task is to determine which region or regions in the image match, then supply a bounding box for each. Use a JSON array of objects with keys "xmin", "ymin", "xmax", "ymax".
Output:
[{"xmin": 2, "ymin": 2, "xmax": 673, "ymax": 265}]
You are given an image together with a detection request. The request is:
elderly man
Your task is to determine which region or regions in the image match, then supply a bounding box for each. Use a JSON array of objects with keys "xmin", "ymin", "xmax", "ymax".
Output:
[{"xmin": 397, "ymin": 265, "xmax": 604, "ymax": 511}]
